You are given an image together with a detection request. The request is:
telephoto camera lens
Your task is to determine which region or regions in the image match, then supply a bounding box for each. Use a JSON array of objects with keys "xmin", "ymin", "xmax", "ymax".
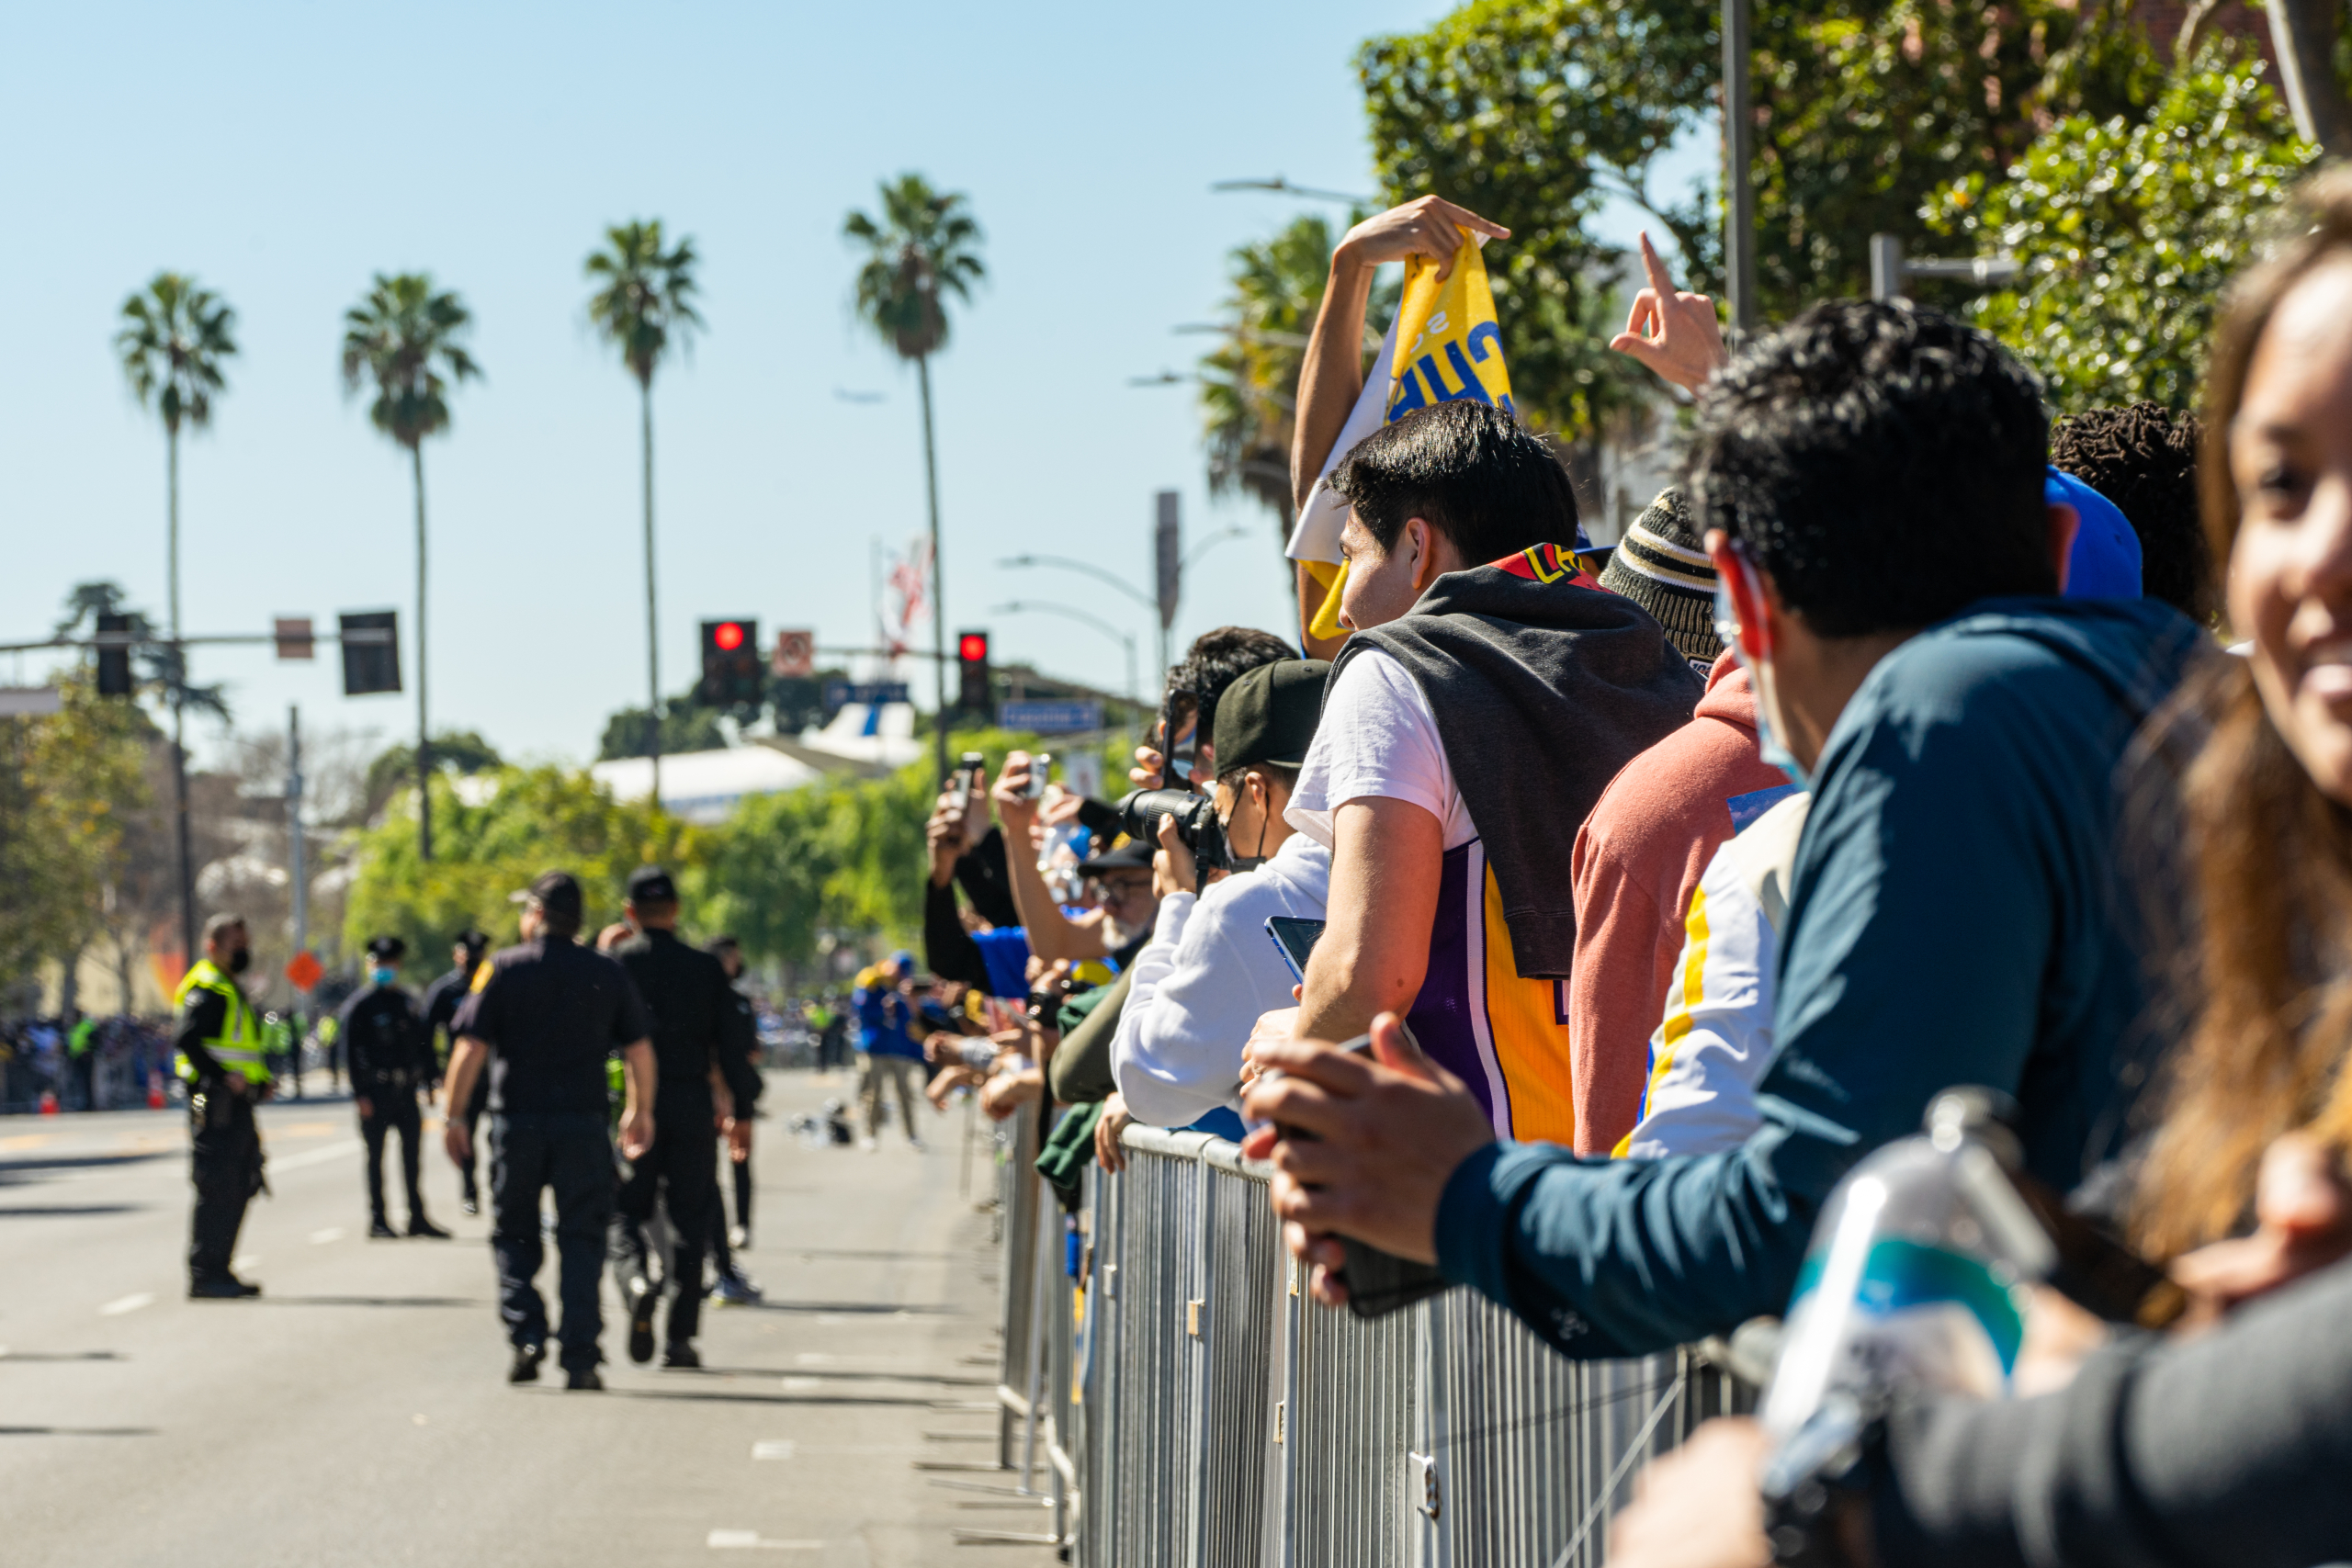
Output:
[{"xmin": 1115, "ymin": 789, "xmax": 1228, "ymax": 879}]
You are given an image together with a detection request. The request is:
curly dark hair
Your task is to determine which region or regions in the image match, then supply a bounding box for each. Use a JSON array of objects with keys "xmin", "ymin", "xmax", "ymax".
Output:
[
  {"xmin": 1329, "ymin": 399, "xmax": 1580, "ymax": 568},
  {"xmin": 1685, "ymin": 300, "xmax": 2054, "ymax": 638},
  {"xmin": 1161, "ymin": 626, "xmax": 1296, "ymax": 754},
  {"xmin": 2050, "ymin": 402, "xmax": 2211, "ymax": 619}
]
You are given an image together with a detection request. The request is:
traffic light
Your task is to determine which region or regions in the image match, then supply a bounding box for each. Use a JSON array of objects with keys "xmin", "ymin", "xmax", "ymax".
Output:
[
  {"xmin": 956, "ymin": 629, "xmax": 990, "ymax": 711},
  {"xmin": 95, "ymin": 614, "xmax": 133, "ymax": 697},
  {"xmin": 700, "ymin": 619, "xmax": 763, "ymax": 706},
  {"xmin": 339, "ymin": 611, "xmax": 401, "ymax": 695}
]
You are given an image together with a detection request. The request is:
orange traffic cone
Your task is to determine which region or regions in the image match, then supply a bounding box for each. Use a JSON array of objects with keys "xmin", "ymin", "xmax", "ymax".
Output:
[
  {"xmin": 147, "ymin": 1071, "xmax": 166, "ymax": 1111},
  {"xmin": 39, "ymin": 1089, "xmax": 59, "ymax": 1115}
]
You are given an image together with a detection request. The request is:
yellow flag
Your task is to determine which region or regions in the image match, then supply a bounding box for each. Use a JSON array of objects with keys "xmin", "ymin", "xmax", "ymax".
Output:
[{"xmin": 1298, "ymin": 232, "xmax": 1517, "ymax": 641}]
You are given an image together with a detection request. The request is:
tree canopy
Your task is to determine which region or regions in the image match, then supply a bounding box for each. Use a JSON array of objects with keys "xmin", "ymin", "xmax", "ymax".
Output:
[
  {"xmin": 585, "ymin": 220, "xmax": 702, "ymax": 388},
  {"xmin": 340, "ymin": 274, "xmax": 480, "ymax": 448},
  {"xmin": 116, "ymin": 273, "xmax": 237, "ymax": 437},
  {"xmin": 844, "ymin": 175, "xmax": 986, "ymax": 363}
]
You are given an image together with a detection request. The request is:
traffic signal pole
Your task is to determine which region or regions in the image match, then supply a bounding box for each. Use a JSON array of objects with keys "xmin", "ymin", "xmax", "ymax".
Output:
[{"xmin": 287, "ymin": 704, "xmax": 306, "ymax": 1100}]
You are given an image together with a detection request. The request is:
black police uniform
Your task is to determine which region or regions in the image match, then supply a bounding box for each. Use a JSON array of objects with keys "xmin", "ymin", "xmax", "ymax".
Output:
[
  {"xmin": 451, "ymin": 933, "xmax": 651, "ymax": 1371},
  {"xmin": 336, "ymin": 980, "xmax": 438, "ymax": 1235},
  {"xmin": 421, "ymin": 961, "xmax": 488, "ymax": 1206},
  {"xmin": 175, "ymin": 985, "xmax": 264, "ymax": 1292},
  {"xmin": 711, "ymin": 976, "xmax": 763, "ymax": 1270},
  {"xmin": 608, "ymin": 926, "xmax": 753, "ymax": 1356}
]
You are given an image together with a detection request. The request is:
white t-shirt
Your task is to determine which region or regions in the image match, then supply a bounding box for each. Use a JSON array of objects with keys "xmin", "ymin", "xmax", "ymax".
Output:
[{"xmin": 1285, "ymin": 649, "xmax": 1478, "ymax": 851}]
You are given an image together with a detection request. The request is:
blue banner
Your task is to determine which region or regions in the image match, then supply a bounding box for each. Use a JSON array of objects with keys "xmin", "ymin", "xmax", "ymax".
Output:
[{"xmin": 998, "ymin": 699, "xmax": 1103, "ymax": 735}]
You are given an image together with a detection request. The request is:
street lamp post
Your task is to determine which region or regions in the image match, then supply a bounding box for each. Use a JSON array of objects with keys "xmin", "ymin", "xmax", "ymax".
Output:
[{"xmin": 992, "ymin": 600, "xmax": 1140, "ymax": 715}]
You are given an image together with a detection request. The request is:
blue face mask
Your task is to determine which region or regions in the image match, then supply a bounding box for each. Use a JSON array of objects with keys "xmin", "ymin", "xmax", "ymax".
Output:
[
  {"xmin": 1715, "ymin": 578, "xmax": 1813, "ymax": 792},
  {"xmin": 371, "ymin": 965, "xmax": 398, "ymax": 987}
]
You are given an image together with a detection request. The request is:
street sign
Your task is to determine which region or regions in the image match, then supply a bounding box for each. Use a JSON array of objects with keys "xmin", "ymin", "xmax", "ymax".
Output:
[
  {"xmin": 274, "ymin": 617, "xmax": 315, "ymax": 660},
  {"xmin": 821, "ymin": 679, "xmax": 910, "ymax": 713},
  {"xmin": 0, "ymin": 686, "xmax": 63, "ymax": 717},
  {"xmin": 285, "ymin": 950, "xmax": 323, "ymax": 992},
  {"xmin": 1000, "ymin": 698, "xmax": 1102, "ymax": 735},
  {"xmin": 772, "ymin": 628, "xmax": 815, "ymax": 678}
]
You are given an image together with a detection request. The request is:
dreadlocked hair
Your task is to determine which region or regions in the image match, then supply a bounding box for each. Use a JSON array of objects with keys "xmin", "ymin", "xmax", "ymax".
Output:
[{"xmin": 2049, "ymin": 402, "xmax": 2212, "ymax": 621}]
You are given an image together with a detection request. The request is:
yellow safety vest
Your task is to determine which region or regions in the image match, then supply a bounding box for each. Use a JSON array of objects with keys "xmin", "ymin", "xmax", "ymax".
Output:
[{"xmin": 172, "ymin": 960, "xmax": 268, "ymax": 1085}]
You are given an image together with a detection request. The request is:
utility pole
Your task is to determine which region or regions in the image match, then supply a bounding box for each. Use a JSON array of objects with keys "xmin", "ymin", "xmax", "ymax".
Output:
[
  {"xmin": 1153, "ymin": 491, "xmax": 1180, "ymax": 696},
  {"xmin": 1722, "ymin": 0, "xmax": 1758, "ymax": 334},
  {"xmin": 287, "ymin": 705, "xmax": 306, "ymax": 1100}
]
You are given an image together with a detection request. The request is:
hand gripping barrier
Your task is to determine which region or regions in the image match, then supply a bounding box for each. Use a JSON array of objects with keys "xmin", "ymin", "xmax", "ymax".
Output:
[{"xmin": 970, "ymin": 1113, "xmax": 1757, "ymax": 1562}]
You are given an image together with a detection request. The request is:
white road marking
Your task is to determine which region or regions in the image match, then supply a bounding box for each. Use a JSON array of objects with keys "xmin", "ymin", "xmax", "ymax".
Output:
[
  {"xmin": 793, "ymin": 1352, "xmax": 835, "ymax": 1366},
  {"xmin": 310, "ymin": 1227, "xmax": 344, "ymax": 1244},
  {"xmin": 707, "ymin": 1530, "xmax": 820, "ymax": 1551},
  {"xmin": 98, "ymin": 1292, "xmax": 154, "ymax": 1317},
  {"xmin": 779, "ymin": 1377, "xmax": 822, "ymax": 1393},
  {"xmin": 271, "ymin": 1140, "xmax": 362, "ymax": 1172},
  {"xmin": 751, "ymin": 1440, "xmax": 796, "ymax": 1461}
]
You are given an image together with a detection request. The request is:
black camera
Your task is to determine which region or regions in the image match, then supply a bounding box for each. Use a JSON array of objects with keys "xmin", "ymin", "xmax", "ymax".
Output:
[{"xmin": 1116, "ymin": 789, "xmax": 1228, "ymax": 890}]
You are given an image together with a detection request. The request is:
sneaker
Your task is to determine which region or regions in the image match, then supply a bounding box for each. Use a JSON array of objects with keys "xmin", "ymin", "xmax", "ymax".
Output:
[
  {"xmin": 626, "ymin": 1274, "xmax": 658, "ymax": 1365},
  {"xmin": 859, "ymin": 1136, "xmax": 877, "ymax": 1153},
  {"xmin": 662, "ymin": 1341, "xmax": 702, "ymax": 1370},
  {"xmin": 460, "ymin": 1194, "xmax": 481, "ymax": 1218},
  {"xmin": 729, "ymin": 1224, "xmax": 750, "ymax": 1251},
  {"xmin": 407, "ymin": 1213, "xmax": 451, "ymax": 1239},
  {"xmin": 188, "ymin": 1275, "xmax": 262, "ymax": 1300},
  {"xmin": 907, "ymin": 1135, "xmax": 927, "ymax": 1153},
  {"xmin": 508, "ymin": 1342, "xmax": 545, "ymax": 1384},
  {"xmin": 713, "ymin": 1270, "xmax": 763, "ymax": 1306},
  {"xmin": 564, "ymin": 1366, "xmax": 604, "ymax": 1392},
  {"xmin": 368, "ymin": 1217, "xmax": 399, "ymax": 1240}
]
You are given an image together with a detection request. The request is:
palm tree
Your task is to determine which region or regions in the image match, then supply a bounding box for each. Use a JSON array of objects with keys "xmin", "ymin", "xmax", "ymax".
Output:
[
  {"xmin": 843, "ymin": 175, "xmax": 985, "ymax": 784},
  {"xmin": 585, "ymin": 220, "xmax": 701, "ymax": 807},
  {"xmin": 115, "ymin": 273, "xmax": 237, "ymax": 967},
  {"xmin": 341, "ymin": 273, "xmax": 481, "ymax": 862}
]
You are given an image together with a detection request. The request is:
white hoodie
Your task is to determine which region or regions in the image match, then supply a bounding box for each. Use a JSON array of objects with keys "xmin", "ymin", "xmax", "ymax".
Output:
[{"xmin": 1111, "ymin": 830, "xmax": 1332, "ymax": 1129}]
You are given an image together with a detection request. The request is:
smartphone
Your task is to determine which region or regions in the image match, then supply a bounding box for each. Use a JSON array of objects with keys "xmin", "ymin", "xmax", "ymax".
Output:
[
  {"xmin": 1024, "ymin": 752, "xmax": 1052, "ymax": 800},
  {"xmin": 950, "ymin": 750, "xmax": 985, "ymax": 812},
  {"xmin": 1264, "ymin": 917, "xmax": 1327, "ymax": 985}
]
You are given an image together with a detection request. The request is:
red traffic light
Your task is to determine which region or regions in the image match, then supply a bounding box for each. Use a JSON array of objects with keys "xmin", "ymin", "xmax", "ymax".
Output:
[
  {"xmin": 958, "ymin": 631, "xmax": 989, "ymax": 662},
  {"xmin": 714, "ymin": 620, "xmax": 746, "ymax": 652}
]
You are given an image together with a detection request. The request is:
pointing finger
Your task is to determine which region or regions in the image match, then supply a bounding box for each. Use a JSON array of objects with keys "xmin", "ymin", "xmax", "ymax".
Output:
[
  {"xmin": 1637, "ymin": 231, "xmax": 1678, "ymax": 300},
  {"xmin": 1430, "ymin": 197, "xmax": 1510, "ymax": 240}
]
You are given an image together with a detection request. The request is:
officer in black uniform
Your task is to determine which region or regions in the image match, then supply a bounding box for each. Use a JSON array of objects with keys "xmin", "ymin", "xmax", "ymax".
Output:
[
  {"xmin": 175, "ymin": 912, "xmax": 271, "ymax": 1299},
  {"xmin": 338, "ymin": 937, "xmax": 449, "ymax": 1240},
  {"xmin": 707, "ymin": 935, "xmax": 763, "ymax": 1305},
  {"xmin": 607, "ymin": 865, "xmax": 753, "ymax": 1369},
  {"xmin": 421, "ymin": 929, "xmax": 492, "ymax": 1214},
  {"xmin": 443, "ymin": 872, "xmax": 654, "ymax": 1391}
]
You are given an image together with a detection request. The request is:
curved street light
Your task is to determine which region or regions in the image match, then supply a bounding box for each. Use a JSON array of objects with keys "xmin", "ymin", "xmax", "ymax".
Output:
[{"xmin": 992, "ymin": 599, "xmax": 1141, "ymax": 711}]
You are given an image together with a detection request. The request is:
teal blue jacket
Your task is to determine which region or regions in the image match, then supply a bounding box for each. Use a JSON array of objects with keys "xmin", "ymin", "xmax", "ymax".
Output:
[{"xmin": 1434, "ymin": 598, "xmax": 2207, "ymax": 1357}]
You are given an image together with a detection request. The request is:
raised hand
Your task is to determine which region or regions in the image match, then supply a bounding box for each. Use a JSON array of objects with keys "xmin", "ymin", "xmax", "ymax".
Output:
[{"xmin": 1609, "ymin": 231, "xmax": 1730, "ymax": 394}]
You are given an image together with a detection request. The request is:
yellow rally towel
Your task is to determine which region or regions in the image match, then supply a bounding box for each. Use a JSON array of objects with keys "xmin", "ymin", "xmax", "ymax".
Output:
[{"xmin": 1290, "ymin": 232, "xmax": 1516, "ymax": 642}]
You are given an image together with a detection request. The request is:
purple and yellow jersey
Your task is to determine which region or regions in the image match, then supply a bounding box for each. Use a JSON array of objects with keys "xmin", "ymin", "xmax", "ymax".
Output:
[{"xmin": 1404, "ymin": 838, "xmax": 1577, "ymax": 1145}]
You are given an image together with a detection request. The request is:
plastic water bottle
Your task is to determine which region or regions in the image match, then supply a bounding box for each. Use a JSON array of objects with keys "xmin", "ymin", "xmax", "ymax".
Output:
[{"xmin": 1759, "ymin": 1088, "xmax": 2057, "ymax": 1442}]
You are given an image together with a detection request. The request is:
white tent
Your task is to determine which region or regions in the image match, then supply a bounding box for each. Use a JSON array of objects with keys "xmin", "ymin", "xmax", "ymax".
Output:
[{"xmin": 591, "ymin": 745, "xmax": 826, "ymax": 825}]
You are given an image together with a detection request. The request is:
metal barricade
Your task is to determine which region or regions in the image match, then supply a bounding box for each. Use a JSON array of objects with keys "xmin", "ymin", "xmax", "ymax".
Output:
[
  {"xmin": 994, "ymin": 1100, "xmax": 1044, "ymax": 1471},
  {"xmin": 987, "ymin": 1122, "xmax": 1756, "ymax": 1565}
]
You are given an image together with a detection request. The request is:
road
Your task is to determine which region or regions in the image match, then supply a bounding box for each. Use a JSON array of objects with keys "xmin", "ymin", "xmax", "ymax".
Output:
[{"xmin": 0, "ymin": 1069, "xmax": 1057, "ymax": 1567}]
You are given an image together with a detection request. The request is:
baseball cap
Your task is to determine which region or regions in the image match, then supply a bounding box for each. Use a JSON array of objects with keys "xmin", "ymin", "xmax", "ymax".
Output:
[
  {"xmin": 626, "ymin": 863, "xmax": 679, "ymax": 905},
  {"xmin": 1077, "ymin": 839, "xmax": 1155, "ymax": 877},
  {"xmin": 511, "ymin": 870, "xmax": 583, "ymax": 923},
  {"xmin": 1600, "ymin": 488, "xmax": 1724, "ymax": 668},
  {"xmin": 366, "ymin": 935, "xmax": 407, "ymax": 964},
  {"xmin": 2047, "ymin": 468, "xmax": 2144, "ymax": 601},
  {"xmin": 1212, "ymin": 660, "xmax": 1331, "ymax": 778}
]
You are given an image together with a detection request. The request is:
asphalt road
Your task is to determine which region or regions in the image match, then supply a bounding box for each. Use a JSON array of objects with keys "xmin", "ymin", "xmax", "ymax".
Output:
[{"xmin": 0, "ymin": 1069, "xmax": 1057, "ymax": 1567}]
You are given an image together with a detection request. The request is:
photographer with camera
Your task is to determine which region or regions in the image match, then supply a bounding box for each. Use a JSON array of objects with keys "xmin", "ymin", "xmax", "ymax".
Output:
[{"xmin": 1110, "ymin": 660, "xmax": 1330, "ymax": 1139}]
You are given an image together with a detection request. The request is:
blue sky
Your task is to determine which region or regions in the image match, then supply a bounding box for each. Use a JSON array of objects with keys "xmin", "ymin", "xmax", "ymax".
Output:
[{"xmin": 1, "ymin": 1, "xmax": 1712, "ymax": 768}]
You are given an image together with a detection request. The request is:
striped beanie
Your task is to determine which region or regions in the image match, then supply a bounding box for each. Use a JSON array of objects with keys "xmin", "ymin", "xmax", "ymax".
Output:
[{"xmin": 1600, "ymin": 487, "xmax": 1722, "ymax": 669}]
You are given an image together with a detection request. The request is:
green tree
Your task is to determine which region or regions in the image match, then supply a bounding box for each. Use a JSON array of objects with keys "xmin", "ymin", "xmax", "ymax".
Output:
[
  {"xmin": 0, "ymin": 673, "xmax": 153, "ymax": 1000},
  {"xmin": 844, "ymin": 175, "xmax": 986, "ymax": 784},
  {"xmin": 115, "ymin": 271, "xmax": 237, "ymax": 964},
  {"xmin": 341, "ymin": 273, "xmax": 481, "ymax": 863},
  {"xmin": 595, "ymin": 694, "xmax": 727, "ymax": 762},
  {"xmin": 363, "ymin": 728, "xmax": 503, "ymax": 820},
  {"xmin": 1927, "ymin": 49, "xmax": 2318, "ymax": 414},
  {"xmin": 585, "ymin": 220, "xmax": 702, "ymax": 808}
]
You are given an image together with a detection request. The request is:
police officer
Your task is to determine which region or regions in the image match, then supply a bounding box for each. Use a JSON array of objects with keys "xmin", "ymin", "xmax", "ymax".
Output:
[
  {"xmin": 421, "ymin": 929, "xmax": 492, "ymax": 1214},
  {"xmin": 707, "ymin": 935, "xmax": 763, "ymax": 1305},
  {"xmin": 338, "ymin": 937, "xmax": 449, "ymax": 1240},
  {"xmin": 443, "ymin": 872, "xmax": 654, "ymax": 1391},
  {"xmin": 607, "ymin": 865, "xmax": 753, "ymax": 1368},
  {"xmin": 175, "ymin": 912, "xmax": 271, "ymax": 1299}
]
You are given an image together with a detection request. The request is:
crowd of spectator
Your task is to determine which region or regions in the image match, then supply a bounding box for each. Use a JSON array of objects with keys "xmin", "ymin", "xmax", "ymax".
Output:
[
  {"xmin": 889, "ymin": 174, "xmax": 2352, "ymax": 1565},
  {"xmin": 0, "ymin": 1012, "xmax": 174, "ymax": 1111}
]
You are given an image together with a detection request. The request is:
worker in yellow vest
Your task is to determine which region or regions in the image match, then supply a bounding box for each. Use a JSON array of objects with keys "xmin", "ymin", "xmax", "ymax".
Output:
[{"xmin": 174, "ymin": 912, "xmax": 273, "ymax": 1298}]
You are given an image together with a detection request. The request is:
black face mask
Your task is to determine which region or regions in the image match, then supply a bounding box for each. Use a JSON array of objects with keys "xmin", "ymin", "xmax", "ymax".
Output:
[{"xmin": 227, "ymin": 947, "xmax": 252, "ymax": 975}]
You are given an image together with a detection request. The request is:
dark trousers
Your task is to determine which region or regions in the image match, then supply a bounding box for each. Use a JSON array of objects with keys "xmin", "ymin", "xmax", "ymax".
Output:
[
  {"xmin": 710, "ymin": 1142, "xmax": 752, "ymax": 1278},
  {"xmin": 452, "ymin": 1077, "xmax": 488, "ymax": 1201},
  {"xmin": 490, "ymin": 1112, "xmax": 614, "ymax": 1370},
  {"xmin": 359, "ymin": 1090, "xmax": 424, "ymax": 1222},
  {"xmin": 609, "ymin": 1093, "xmax": 718, "ymax": 1347},
  {"xmin": 188, "ymin": 1088, "xmax": 262, "ymax": 1282}
]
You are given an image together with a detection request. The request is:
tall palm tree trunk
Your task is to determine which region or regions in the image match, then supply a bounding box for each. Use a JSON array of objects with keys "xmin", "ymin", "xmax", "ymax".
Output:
[
  {"xmin": 918, "ymin": 353, "xmax": 948, "ymax": 785},
  {"xmin": 641, "ymin": 379, "xmax": 662, "ymax": 808},
  {"xmin": 413, "ymin": 443, "xmax": 434, "ymax": 862},
  {"xmin": 166, "ymin": 424, "xmax": 196, "ymax": 968}
]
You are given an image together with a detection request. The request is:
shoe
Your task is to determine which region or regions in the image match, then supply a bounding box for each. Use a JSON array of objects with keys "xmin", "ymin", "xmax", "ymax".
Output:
[
  {"xmin": 907, "ymin": 1135, "xmax": 928, "ymax": 1152},
  {"xmin": 564, "ymin": 1366, "xmax": 604, "ymax": 1392},
  {"xmin": 368, "ymin": 1217, "xmax": 398, "ymax": 1240},
  {"xmin": 407, "ymin": 1213, "xmax": 451, "ymax": 1239},
  {"xmin": 626, "ymin": 1274, "xmax": 658, "ymax": 1365},
  {"xmin": 188, "ymin": 1275, "xmax": 262, "ymax": 1300},
  {"xmin": 662, "ymin": 1342, "xmax": 702, "ymax": 1370},
  {"xmin": 859, "ymin": 1136, "xmax": 877, "ymax": 1153},
  {"xmin": 460, "ymin": 1194, "xmax": 481, "ymax": 1217},
  {"xmin": 713, "ymin": 1270, "xmax": 763, "ymax": 1306},
  {"xmin": 729, "ymin": 1224, "xmax": 750, "ymax": 1251},
  {"xmin": 508, "ymin": 1342, "xmax": 545, "ymax": 1384}
]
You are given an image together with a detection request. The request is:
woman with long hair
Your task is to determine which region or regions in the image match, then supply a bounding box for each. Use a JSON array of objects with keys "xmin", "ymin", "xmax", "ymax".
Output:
[{"xmin": 1610, "ymin": 166, "xmax": 2352, "ymax": 1568}]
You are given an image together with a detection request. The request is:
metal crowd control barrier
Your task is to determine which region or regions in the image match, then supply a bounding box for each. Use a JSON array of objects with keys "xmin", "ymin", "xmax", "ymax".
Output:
[{"xmin": 971, "ymin": 1113, "xmax": 1756, "ymax": 1562}]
